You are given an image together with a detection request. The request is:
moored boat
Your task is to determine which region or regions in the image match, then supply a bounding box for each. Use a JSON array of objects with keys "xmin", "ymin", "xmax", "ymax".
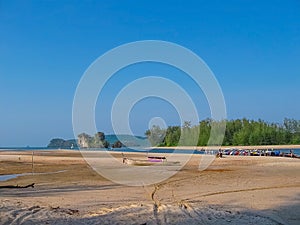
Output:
[{"xmin": 123, "ymin": 156, "xmax": 180, "ymax": 166}]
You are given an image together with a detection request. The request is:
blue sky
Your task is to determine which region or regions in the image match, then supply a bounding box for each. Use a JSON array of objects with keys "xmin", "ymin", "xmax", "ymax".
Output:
[{"xmin": 0, "ymin": 0, "xmax": 299, "ymax": 146}]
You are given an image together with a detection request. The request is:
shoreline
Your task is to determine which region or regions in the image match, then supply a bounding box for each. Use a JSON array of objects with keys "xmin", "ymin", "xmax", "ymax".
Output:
[
  {"xmin": 149, "ymin": 144, "xmax": 300, "ymax": 150},
  {"xmin": 1, "ymin": 144, "xmax": 300, "ymax": 152}
]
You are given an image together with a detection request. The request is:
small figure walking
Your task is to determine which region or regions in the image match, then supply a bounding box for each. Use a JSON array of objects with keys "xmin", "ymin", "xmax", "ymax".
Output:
[
  {"xmin": 290, "ymin": 150, "xmax": 294, "ymax": 158},
  {"xmin": 217, "ymin": 149, "xmax": 222, "ymax": 158}
]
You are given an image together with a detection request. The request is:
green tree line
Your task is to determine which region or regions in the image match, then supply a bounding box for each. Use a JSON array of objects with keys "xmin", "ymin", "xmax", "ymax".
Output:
[{"xmin": 145, "ymin": 118, "xmax": 300, "ymax": 147}]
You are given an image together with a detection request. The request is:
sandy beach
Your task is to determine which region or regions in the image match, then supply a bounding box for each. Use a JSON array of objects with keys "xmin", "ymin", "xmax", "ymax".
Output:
[{"xmin": 0, "ymin": 150, "xmax": 299, "ymax": 225}]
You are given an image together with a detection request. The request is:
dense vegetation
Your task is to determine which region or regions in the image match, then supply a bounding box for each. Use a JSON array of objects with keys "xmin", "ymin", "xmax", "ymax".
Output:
[{"xmin": 145, "ymin": 118, "xmax": 300, "ymax": 147}]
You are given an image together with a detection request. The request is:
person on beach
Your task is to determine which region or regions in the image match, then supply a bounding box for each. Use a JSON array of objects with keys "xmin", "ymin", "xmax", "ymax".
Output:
[{"xmin": 217, "ymin": 149, "xmax": 222, "ymax": 158}]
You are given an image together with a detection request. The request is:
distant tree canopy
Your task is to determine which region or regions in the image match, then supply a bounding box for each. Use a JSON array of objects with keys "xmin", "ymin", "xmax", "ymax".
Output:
[
  {"xmin": 145, "ymin": 125, "xmax": 166, "ymax": 146},
  {"xmin": 145, "ymin": 118, "xmax": 300, "ymax": 147}
]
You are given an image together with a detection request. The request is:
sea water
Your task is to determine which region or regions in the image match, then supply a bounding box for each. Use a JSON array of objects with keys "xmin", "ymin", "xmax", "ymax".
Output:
[{"xmin": 0, "ymin": 170, "xmax": 67, "ymax": 182}]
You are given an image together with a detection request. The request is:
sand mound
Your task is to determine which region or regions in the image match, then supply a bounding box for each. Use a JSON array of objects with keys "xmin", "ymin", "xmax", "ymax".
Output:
[{"xmin": 0, "ymin": 200, "xmax": 283, "ymax": 225}]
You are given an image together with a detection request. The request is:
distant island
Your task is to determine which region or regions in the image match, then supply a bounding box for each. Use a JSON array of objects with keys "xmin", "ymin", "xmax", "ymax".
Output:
[
  {"xmin": 47, "ymin": 138, "xmax": 78, "ymax": 149},
  {"xmin": 47, "ymin": 133, "xmax": 147, "ymax": 149}
]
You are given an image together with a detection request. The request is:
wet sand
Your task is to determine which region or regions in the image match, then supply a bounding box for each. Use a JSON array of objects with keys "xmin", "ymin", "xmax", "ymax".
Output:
[{"xmin": 0, "ymin": 150, "xmax": 299, "ymax": 224}]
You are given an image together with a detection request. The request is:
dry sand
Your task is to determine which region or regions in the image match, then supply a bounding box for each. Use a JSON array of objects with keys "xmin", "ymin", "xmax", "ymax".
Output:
[{"xmin": 0, "ymin": 150, "xmax": 299, "ymax": 225}]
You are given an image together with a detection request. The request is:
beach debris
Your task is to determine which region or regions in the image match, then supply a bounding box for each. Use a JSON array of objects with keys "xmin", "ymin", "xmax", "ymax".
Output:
[
  {"xmin": 0, "ymin": 183, "xmax": 35, "ymax": 189},
  {"xmin": 123, "ymin": 155, "xmax": 180, "ymax": 166},
  {"xmin": 50, "ymin": 206, "xmax": 79, "ymax": 215}
]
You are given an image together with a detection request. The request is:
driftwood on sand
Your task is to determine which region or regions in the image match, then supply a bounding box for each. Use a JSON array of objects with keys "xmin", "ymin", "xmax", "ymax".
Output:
[{"xmin": 0, "ymin": 183, "xmax": 35, "ymax": 189}]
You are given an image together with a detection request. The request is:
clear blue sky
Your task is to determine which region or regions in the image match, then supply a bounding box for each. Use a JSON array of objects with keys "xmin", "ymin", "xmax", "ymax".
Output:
[{"xmin": 1, "ymin": 0, "xmax": 299, "ymax": 146}]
